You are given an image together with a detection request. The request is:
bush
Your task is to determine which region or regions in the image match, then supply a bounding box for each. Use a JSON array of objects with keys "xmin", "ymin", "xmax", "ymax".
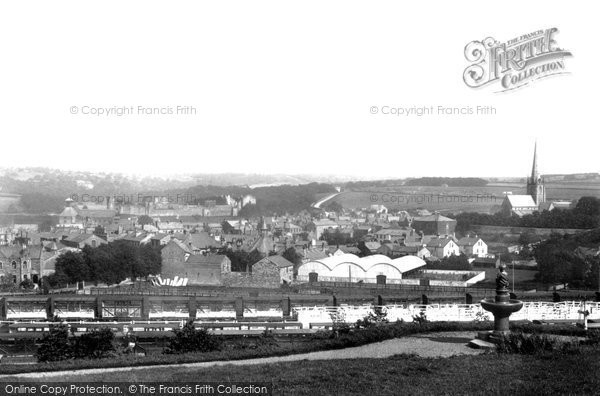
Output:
[
  {"xmin": 36, "ymin": 324, "xmax": 72, "ymax": 362},
  {"xmin": 72, "ymin": 328, "xmax": 116, "ymax": 359},
  {"xmin": 164, "ymin": 320, "xmax": 221, "ymax": 354},
  {"xmin": 497, "ymin": 332, "xmax": 557, "ymax": 354},
  {"xmin": 355, "ymin": 307, "xmax": 389, "ymax": 329},
  {"xmin": 412, "ymin": 311, "xmax": 428, "ymax": 326},
  {"xmin": 37, "ymin": 325, "xmax": 118, "ymax": 362}
]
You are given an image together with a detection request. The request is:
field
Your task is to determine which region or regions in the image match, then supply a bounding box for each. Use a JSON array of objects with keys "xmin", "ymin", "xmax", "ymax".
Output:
[
  {"xmin": 479, "ymin": 267, "xmax": 538, "ymax": 286},
  {"xmin": 328, "ymin": 183, "xmax": 600, "ymax": 213},
  {"xmin": 24, "ymin": 351, "xmax": 600, "ymax": 395}
]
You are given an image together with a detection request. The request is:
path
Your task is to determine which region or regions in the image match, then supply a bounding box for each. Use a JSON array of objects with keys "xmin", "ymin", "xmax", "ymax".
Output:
[
  {"xmin": 2, "ymin": 332, "xmax": 483, "ymax": 379},
  {"xmin": 312, "ymin": 192, "xmax": 341, "ymax": 209}
]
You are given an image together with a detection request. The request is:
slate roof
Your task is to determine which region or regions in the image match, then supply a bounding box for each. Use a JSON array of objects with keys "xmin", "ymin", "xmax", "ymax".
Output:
[
  {"xmin": 504, "ymin": 195, "xmax": 537, "ymax": 208},
  {"xmin": 426, "ymin": 236, "xmax": 456, "ymax": 248},
  {"xmin": 250, "ymin": 235, "xmax": 276, "ymax": 254},
  {"xmin": 413, "ymin": 214, "xmax": 456, "ymax": 222},
  {"xmin": 185, "ymin": 232, "xmax": 219, "ymax": 249},
  {"xmin": 256, "ymin": 255, "xmax": 294, "ymax": 269},
  {"xmin": 457, "ymin": 236, "xmax": 484, "ymax": 247}
]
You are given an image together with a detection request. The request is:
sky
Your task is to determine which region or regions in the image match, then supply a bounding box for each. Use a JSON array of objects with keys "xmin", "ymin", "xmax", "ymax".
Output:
[{"xmin": 0, "ymin": 1, "xmax": 597, "ymax": 180}]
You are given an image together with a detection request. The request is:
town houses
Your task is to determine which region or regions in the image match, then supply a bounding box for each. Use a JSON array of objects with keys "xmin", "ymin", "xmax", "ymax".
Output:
[
  {"xmin": 0, "ymin": 192, "xmax": 502, "ymax": 290},
  {"xmin": 0, "ymin": 144, "xmax": 559, "ymax": 289}
]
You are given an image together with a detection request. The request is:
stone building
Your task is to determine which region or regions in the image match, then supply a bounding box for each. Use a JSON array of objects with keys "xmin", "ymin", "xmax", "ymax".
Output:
[
  {"xmin": 425, "ymin": 236, "xmax": 460, "ymax": 258},
  {"xmin": 411, "ymin": 214, "xmax": 457, "ymax": 236},
  {"xmin": 183, "ymin": 255, "xmax": 231, "ymax": 285},
  {"xmin": 0, "ymin": 245, "xmax": 40, "ymax": 284}
]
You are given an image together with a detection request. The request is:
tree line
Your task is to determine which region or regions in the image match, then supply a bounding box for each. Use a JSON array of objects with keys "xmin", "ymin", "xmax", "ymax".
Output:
[
  {"xmin": 452, "ymin": 196, "xmax": 600, "ymax": 234},
  {"xmin": 533, "ymin": 229, "xmax": 600, "ymax": 289},
  {"xmin": 45, "ymin": 241, "xmax": 161, "ymax": 287}
]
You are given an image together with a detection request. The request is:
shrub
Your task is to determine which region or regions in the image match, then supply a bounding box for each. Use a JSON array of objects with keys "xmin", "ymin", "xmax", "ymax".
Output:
[
  {"xmin": 355, "ymin": 307, "xmax": 389, "ymax": 329},
  {"xmin": 36, "ymin": 324, "xmax": 73, "ymax": 362},
  {"xmin": 412, "ymin": 311, "xmax": 428, "ymax": 326},
  {"xmin": 72, "ymin": 328, "xmax": 116, "ymax": 359},
  {"xmin": 37, "ymin": 324, "xmax": 119, "ymax": 362},
  {"xmin": 164, "ymin": 320, "xmax": 221, "ymax": 354},
  {"xmin": 498, "ymin": 332, "xmax": 568, "ymax": 355}
]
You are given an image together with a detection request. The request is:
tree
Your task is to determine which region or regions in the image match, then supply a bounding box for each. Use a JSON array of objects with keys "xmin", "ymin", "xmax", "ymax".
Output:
[
  {"xmin": 72, "ymin": 328, "xmax": 116, "ymax": 359},
  {"xmin": 164, "ymin": 320, "xmax": 221, "ymax": 354},
  {"xmin": 54, "ymin": 251, "xmax": 89, "ymax": 284},
  {"xmin": 139, "ymin": 244, "xmax": 162, "ymax": 277},
  {"xmin": 20, "ymin": 278, "xmax": 35, "ymax": 290},
  {"xmin": 36, "ymin": 323, "xmax": 72, "ymax": 362},
  {"xmin": 110, "ymin": 240, "xmax": 142, "ymax": 281},
  {"xmin": 0, "ymin": 276, "xmax": 18, "ymax": 292},
  {"xmin": 83, "ymin": 245, "xmax": 118, "ymax": 285},
  {"xmin": 248, "ymin": 250, "xmax": 265, "ymax": 272},
  {"xmin": 323, "ymin": 201, "xmax": 343, "ymax": 213},
  {"xmin": 282, "ymin": 247, "xmax": 302, "ymax": 266},
  {"xmin": 357, "ymin": 241, "xmax": 373, "ymax": 257},
  {"xmin": 137, "ymin": 215, "xmax": 154, "ymax": 227},
  {"xmin": 574, "ymin": 197, "xmax": 600, "ymax": 217}
]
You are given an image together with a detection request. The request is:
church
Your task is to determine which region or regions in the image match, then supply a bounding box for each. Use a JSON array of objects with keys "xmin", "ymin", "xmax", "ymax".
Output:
[{"xmin": 501, "ymin": 143, "xmax": 546, "ymax": 217}]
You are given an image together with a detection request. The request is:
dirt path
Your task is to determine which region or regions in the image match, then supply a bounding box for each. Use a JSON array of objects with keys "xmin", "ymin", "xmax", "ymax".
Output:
[{"xmin": 2, "ymin": 331, "xmax": 483, "ymax": 379}]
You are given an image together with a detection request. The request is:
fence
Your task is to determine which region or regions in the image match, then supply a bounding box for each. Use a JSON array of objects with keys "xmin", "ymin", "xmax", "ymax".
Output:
[{"xmin": 293, "ymin": 301, "xmax": 600, "ymax": 328}]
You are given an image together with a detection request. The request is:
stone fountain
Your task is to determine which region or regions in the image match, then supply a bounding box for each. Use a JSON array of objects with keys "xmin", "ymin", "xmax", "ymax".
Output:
[{"xmin": 474, "ymin": 264, "xmax": 523, "ymax": 345}]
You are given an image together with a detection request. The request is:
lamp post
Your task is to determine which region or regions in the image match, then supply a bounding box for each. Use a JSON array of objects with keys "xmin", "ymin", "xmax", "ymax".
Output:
[{"xmin": 512, "ymin": 261, "xmax": 515, "ymax": 294}]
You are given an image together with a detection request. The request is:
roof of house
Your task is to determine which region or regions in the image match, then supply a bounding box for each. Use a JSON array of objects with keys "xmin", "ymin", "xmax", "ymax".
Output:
[
  {"xmin": 184, "ymin": 232, "xmax": 219, "ymax": 249},
  {"xmin": 364, "ymin": 241, "xmax": 381, "ymax": 251},
  {"xmin": 59, "ymin": 207, "xmax": 79, "ymax": 218},
  {"xmin": 122, "ymin": 233, "xmax": 148, "ymax": 242},
  {"xmin": 165, "ymin": 238, "xmax": 193, "ymax": 254},
  {"xmin": 413, "ymin": 214, "xmax": 456, "ymax": 223},
  {"xmin": 297, "ymin": 247, "xmax": 329, "ymax": 261},
  {"xmin": 151, "ymin": 233, "xmax": 171, "ymax": 241},
  {"xmin": 504, "ymin": 195, "xmax": 537, "ymax": 208},
  {"xmin": 0, "ymin": 246, "xmax": 20, "ymax": 259},
  {"xmin": 333, "ymin": 245, "xmax": 361, "ymax": 254},
  {"xmin": 78, "ymin": 209, "xmax": 117, "ymax": 218},
  {"xmin": 64, "ymin": 233, "xmax": 100, "ymax": 243},
  {"xmin": 312, "ymin": 219, "xmax": 338, "ymax": 227},
  {"xmin": 426, "ymin": 237, "xmax": 456, "ymax": 248},
  {"xmin": 256, "ymin": 255, "xmax": 294, "ymax": 269},
  {"xmin": 457, "ymin": 236, "xmax": 484, "ymax": 247},
  {"xmin": 250, "ymin": 235, "xmax": 276, "ymax": 254},
  {"xmin": 374, "ymin": 228, "xmax": 412, "ymax": 236}
]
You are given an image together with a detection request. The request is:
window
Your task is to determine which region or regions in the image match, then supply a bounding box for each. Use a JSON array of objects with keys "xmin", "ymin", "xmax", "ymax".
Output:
[{"xmin": 12, "ymin": 261, "xmax": 17, "ymax": 269}]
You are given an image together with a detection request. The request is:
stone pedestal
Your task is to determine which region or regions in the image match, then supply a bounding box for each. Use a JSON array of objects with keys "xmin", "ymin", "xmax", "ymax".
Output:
[{"xmin": 481, "ymin": 288, "xmax": 523, "ymax": 337}]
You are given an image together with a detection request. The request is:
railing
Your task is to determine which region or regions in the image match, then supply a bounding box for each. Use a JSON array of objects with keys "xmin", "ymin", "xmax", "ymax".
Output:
[{"xmin": 292, "ymin": 301, "xmax": 600, "ymax": 328}]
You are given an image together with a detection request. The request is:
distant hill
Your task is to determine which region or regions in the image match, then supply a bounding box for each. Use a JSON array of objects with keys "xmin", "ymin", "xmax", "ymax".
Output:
[
  {"xmin": 0, "ymin": 167, "xmax": 338, "ymax": 216},
  {"xmin": 404, "ymin": 177, "xmax": 488, "ymax": 187}
]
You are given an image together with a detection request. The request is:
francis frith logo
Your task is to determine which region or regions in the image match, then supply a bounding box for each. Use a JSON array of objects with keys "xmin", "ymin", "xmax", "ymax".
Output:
[{"xmin": 463, "ymin": 28, "xmax": 572, "ymax": 92}]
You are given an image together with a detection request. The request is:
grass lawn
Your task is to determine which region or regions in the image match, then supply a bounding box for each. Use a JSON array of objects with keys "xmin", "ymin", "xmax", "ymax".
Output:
[
  {"xmin": 481, "ymin": 267, "xmax": 538, "ymax": 285},
  {"xmin": 22, "ymin": 350, "xmax": 600, "ymax": 395}
]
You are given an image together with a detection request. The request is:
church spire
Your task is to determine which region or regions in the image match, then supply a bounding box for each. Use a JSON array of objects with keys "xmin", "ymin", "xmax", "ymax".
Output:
[
  {"xmin": 526, "ymin": 141, "xmax": 545, "ymax": 206},
  {"xmin": 531, "ymin": 141, "xmax": 538, "ymax": 180}
]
